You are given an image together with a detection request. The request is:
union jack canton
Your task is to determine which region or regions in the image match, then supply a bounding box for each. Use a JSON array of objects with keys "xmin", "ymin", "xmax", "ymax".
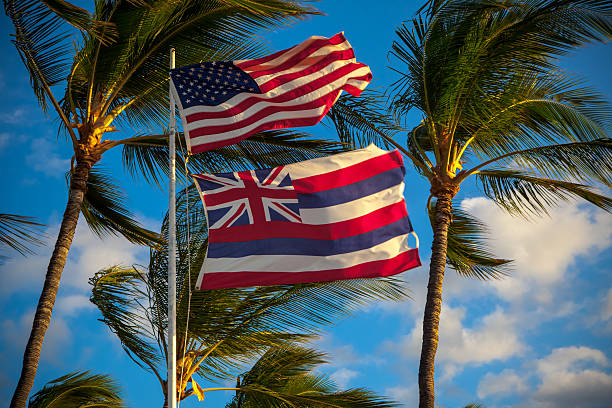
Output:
[{"xmin": 194, "ymin": 167, "xmax": 301, "ymax": 229}]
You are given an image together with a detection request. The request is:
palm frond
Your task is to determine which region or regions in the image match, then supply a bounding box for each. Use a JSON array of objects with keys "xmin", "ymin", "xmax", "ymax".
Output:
[
  {"xmin": 4, "ymin": 0, "xmax": 73, "ymax": 114},
  {"xmin": 466, "ymin": 139, "xmax": 612, "ymax": 187},
  {"xmin": 225, "ymin": 345, "xmax": 399, "ymax": 408},
  {"xmin": 89, "ymin": 266, "xmax": 161, "ymax": 372},
  {"xmin": 121, "ymin": 130, "xmax": 346, "ymax": 188},
  {"xmin": 39, "ymin": 0, "xmax": 118, "ymax": 43},
  {"xmin": 327, "ymin": 89, "xmax": 402, "ymax": 149},
  {"xmin": 428, "ymin": 202, "xmax": 511, "ymax": 280},
  {"xmin": 0, "ymin": 213, "xmax": 46, "ymax": 257},
  {"xmin": 76, "ymin": 166, "xmax": 161, "ymax": 246},
  {"xmin": 67, "ymin": 0, "xmax": 319, "ymax": 130},
  {"xmin": 477, "ymin": 168, "xmax": 612, "ymax": 215},
  {"xmin": 28, "ymin": 371, "xmax": 125, "ymax": 408},
  {"xmin": 390, "ymin": 0, "xmax": 612, "ymax": 155}
]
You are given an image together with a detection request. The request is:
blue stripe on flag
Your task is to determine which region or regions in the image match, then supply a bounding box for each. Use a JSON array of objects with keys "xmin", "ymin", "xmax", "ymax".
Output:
[
  {"xmin": 297, "ymin": 167, "xmax": 405, "ymax": 209},
  {"xmin": 207, "ymin": 216, "xmax": 412, "ymax": 257}
]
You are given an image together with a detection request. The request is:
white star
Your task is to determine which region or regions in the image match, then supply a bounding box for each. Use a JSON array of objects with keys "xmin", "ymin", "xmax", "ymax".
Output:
[
  {"xmin": 186, "ymin": 99, "xmax": 191, "ymax": 103},
  {"xmin": 211, "ymin": 96, "xmax": 215, "ymax": 100},
  {"xmin": 206, "ymin": 76, "xmax": 211, "ymax": 80}
]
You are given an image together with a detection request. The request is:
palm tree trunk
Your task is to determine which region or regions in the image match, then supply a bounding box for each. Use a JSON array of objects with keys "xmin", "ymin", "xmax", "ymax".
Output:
[
  {"xmin": 418, "ymin": 193, "xmax": 453, "ymax": 408},
  {"xmin": 10, "ymin": 157, "xmax": 94, "ymax": 408}
]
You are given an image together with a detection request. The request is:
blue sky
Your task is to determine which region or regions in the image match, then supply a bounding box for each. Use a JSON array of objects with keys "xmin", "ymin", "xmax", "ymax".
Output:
[{"xmin": 1, "ymin": 1, "xmax": 612, "ymax": 408}]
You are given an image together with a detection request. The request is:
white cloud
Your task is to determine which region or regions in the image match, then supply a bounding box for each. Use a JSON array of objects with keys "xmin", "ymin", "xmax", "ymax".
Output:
[
  {"xmin": 0, "ymin": 108, "xmax": 29, "ymax": 124},
  {"xmin": 0, "ymin": 133, "xmax": 9, "ymax": 151},
  {"xmin": 477, "ymin": 369, "xmax": 529, "ymax": 399},
  {"xmin": 55, "ymin": 294, "xmax": 96, "ymax": 316},
  {"xmin": 385, "ymin": 384, "xmax": 418, "ymax": 407},
  {"xmin": 0, "ymin": 217, "xmax": 148, "ymax": 295},
  {"xmin": 460, "ymin": 198, "xmax": 612, "ymax": 302},
  {"xmin": 330, "ymin": 368, "xmax": 359, "ymax": 388},
  {"xmin": 531, "ymin": 346, "xmax": 612, "ymax": 408},
  {"xmin": 0, "ymin": 310, "xmax": 72, "ymax": 366},
  {"xmin": 25, "ymin": 137, "xmax": 70, "ymax": 177},
  {"xmin": 603, "ymin": 288, "xmax": 612, "ymax": 320},
  {"xmin": 313, "ymin": 334, "xmax": 384, "ymax": 369},
  {"xmin": 388, "ymin": 305, "xmax": 524, "ymax": 372}
]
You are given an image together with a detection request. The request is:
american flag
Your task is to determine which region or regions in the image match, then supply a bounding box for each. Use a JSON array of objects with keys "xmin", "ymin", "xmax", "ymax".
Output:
[{"xmin": 170, "ymin": 33, "xmax": 372, "ymax": 153}]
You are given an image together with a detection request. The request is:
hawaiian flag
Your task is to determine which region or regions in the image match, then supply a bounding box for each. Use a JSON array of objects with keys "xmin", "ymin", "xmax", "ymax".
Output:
[
  {"xmin": 170, "ymin": 33, "xmax": 372, "ymax": 153},
  {"xmin": 192, "ymin": 145, "xmax": 421, "ymax": 290}
]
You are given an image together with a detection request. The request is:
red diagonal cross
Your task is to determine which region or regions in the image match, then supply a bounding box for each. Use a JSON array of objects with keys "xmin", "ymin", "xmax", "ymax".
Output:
[
  {"xmin": 204, "ymin": 170, "xmax": 297, "ymax": 225},
  {"xmin": 239, "ymin": 171, "xmax": 296, "ymax": 224}
]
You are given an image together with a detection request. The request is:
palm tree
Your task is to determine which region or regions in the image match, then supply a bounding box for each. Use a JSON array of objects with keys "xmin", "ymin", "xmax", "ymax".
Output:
[
  {"xmin": 3, "ymin": 1, "xmax": 339, "ymax": 406},
  {"xmin": 28, "ymin": 371, "xmax": 125, "ymax": 408},
  {"xmin": 330, "ymin": 1, "xmax": 612, "ymax": 407},
  {"xmin": 226, "ymin": 345, "xmax": 397, "ymax": 407},
  {"xmin": 90, "ymin": 187, "xmax": 407, "ymax": 407}
]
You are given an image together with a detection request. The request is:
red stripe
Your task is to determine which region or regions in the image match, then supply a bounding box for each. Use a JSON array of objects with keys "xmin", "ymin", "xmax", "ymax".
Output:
[
  {"xmin": 256, "ymin": 50, "xmax": 357, "ymax": 93},
  {"xmin": 185, "ymin": 61, "xmax": 364, "ymax": 124},
  {"xmin": 235, "ymin": 33, "xmax": 346, "ymax": 70},
  {"xmin": 292, "ymin": 150, "xmax": 403, "ymax": 193},
  {"xmin": 197, "ymin": 248, "xmax": 421, "ymax": 289},
  {"xmin": 209, "ymin": 201, "xmax": 408, "ymax": 242},
  {"xmin": 188, "ymin": 99, "xmax": 340, "ymax": 153}
]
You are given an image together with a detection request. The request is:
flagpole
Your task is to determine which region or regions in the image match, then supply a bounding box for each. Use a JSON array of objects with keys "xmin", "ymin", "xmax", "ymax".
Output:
[{"xmin": 168, "ymin": 47, "xmax": 177, "ymax": 408}]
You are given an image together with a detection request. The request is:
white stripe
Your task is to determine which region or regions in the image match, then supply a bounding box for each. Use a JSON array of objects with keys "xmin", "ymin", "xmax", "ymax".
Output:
[
  {"xmin": 299, "ymin": 184, "xmax": 405, "ymax": 225},
  {"xmin": 286, "ymin": 144, "xmax": 390, "ymax": 180},
  {"xmin": 247, "ymin": 40, "xmax": 354, "ymax": 85},
  {"xmin": 203, "ymin": 233, "xmax": 414, "ymax": 274},
  {"xmin": 182, "ymin": 61, "xmax": 368, "ymax": 117}
]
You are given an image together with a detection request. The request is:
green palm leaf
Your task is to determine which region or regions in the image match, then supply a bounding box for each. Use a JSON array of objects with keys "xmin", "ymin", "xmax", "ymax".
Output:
[
  {"xmin": 0, "ymin": 213, "xmax": 46, "ymax": 258},
  {"xmin": 477, "ymin": 168, "xmax": 612, "ymax": 215},
  {"xmin": 120, "ymin": 130, "xmax": 346, "ymax": 188},
  {"xmin": 225, "ymin": 346, "xmax": 399, "ymax": 408},
  {"xmin": 28, "ymin": 371, "xmax": 125, "ymax": 408},
  {"xmin": 428, "ymin": 201, "xmax": 511, "ymax": 280},
  {"xmin": 77, "ymin": 166, "xmax": 161, "ymax": 246}
]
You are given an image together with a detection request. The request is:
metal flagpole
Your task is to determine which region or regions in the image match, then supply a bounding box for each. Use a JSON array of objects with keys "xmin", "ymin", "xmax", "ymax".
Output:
[{"xmin": 168, "ymin": 47, "xmax": 177, "ymax": 408}]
